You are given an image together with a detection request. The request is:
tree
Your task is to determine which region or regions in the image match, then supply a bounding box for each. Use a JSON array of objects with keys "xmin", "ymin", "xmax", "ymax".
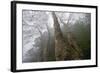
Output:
[{"xmin": 52, "ymin": 12, "xmax": 82, "ymax": 60}]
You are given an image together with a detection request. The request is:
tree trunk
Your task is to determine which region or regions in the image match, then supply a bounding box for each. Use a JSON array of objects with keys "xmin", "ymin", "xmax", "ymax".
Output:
[
  {"xmin": 52, "ymin": 12, "xmax": 82, "ymax": 60},
  {"xmin": 52, "ymin": 12, "xmax": 67, "ymax": 60}
]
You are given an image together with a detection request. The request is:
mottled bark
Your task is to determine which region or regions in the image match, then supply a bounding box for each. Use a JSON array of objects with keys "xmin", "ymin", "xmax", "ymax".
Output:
[
  {"xmin": 52, "ymin": 12, "xmax": 82, "ymax": 60},
  {"xmin": 65, "ymin": 32, "xmax": 82, "ymax": 60},
  {"xmin": 52, "ymin": 12, "xmax": 67, "ymax": 60}
]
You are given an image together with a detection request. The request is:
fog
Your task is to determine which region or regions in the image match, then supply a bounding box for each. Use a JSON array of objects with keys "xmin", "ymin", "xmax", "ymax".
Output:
[{"xmin": 22, "ymin": 10, "xmax": 91, "ymax": 62}]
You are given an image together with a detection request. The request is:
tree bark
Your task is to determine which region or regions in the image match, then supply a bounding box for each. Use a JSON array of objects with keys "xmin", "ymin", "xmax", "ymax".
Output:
[
  {"xmin": 52, "ymin": 12, "xmax": 67, "ymax": 60},
  {"xmin": 52, "ymin": 12, "xmax": 82, "ymax": 60}
]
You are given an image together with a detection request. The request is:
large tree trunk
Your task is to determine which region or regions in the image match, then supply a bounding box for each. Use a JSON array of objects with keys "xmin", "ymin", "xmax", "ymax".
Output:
[
  {"xmin": 52, "ymin": 12, "xmax": 82, "ymax": 60},
  {"xmin": 52, "ymin": 12, "xmax": 67, "ymax": 60}
]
